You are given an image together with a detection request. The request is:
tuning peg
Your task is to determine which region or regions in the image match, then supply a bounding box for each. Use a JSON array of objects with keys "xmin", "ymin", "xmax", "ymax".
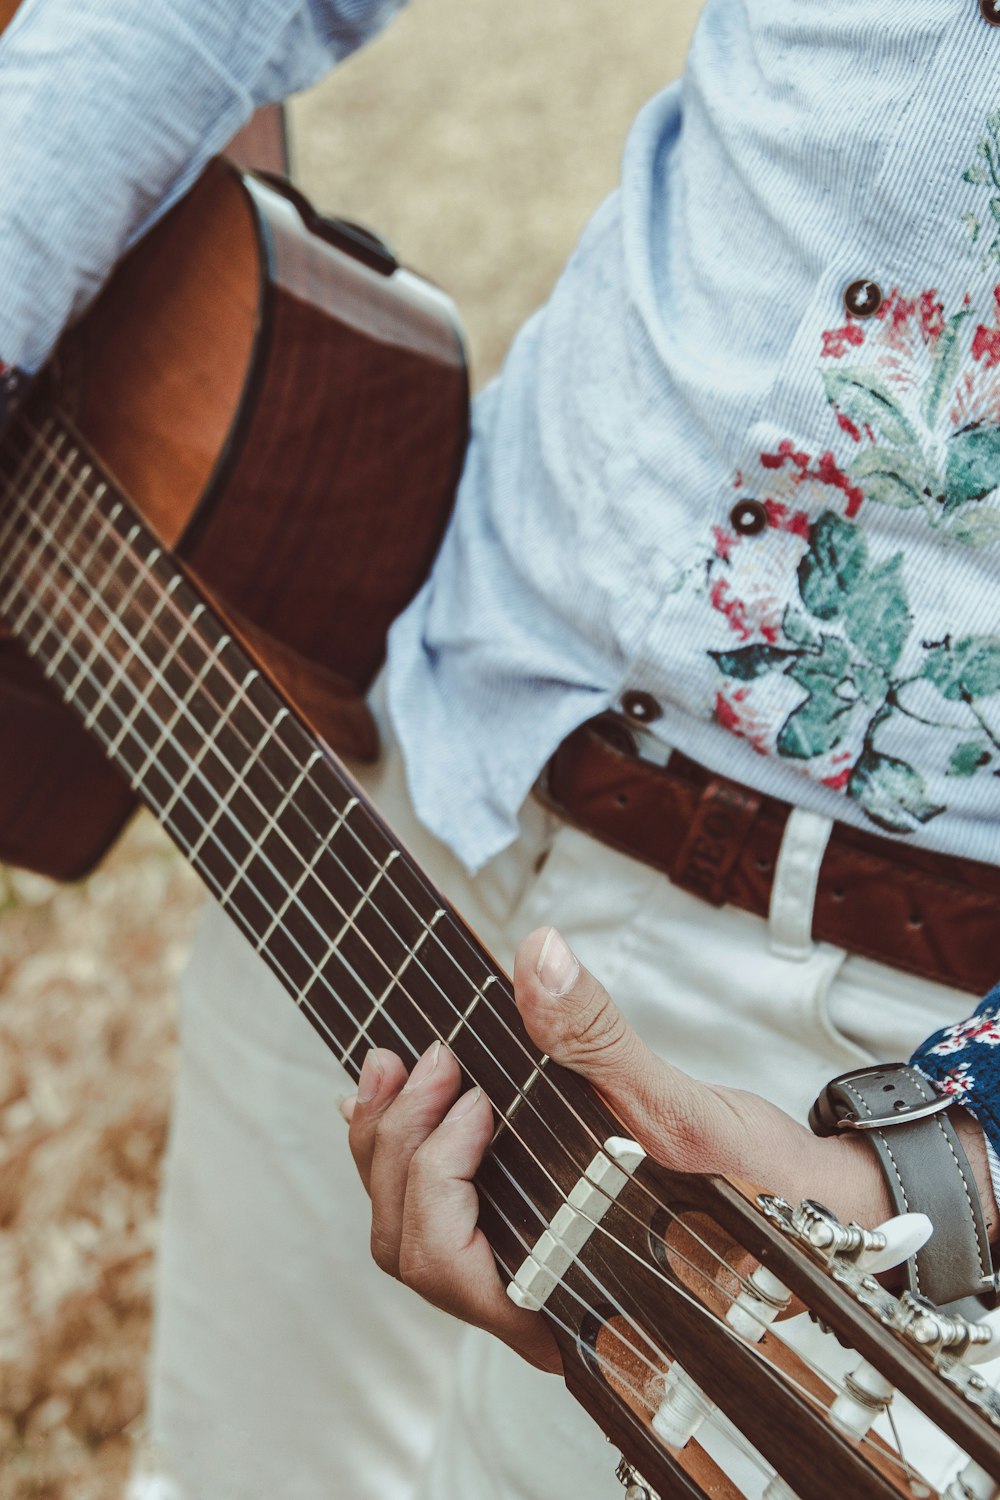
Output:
[
  {"xmin": 892, "ymin": 1294, "xmax": 999, "ymax": 1363},
  {"xmin": 957, "ymin": 1306, "xmax": 1000, "ymax": 1366},
  {"xmin": 852, "ymin": 1212, "xmax": 932, "ymax": 1274},
  {"xmin": 788, "ymin": 1202, "xmax": 932, "ymax": 1272},
  {"xmin": 615, "ymin": 1456, "xmax": 659, "ymax": 1499},
  {"xmin": 651, "ymin": 1264, "xmax": 791, "ymax": 1449}
]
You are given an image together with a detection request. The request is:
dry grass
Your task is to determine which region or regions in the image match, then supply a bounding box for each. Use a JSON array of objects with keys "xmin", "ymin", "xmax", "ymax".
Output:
[{"xmin": 0, "ymin": 2, "xmax": 702, "ymax": 1494}]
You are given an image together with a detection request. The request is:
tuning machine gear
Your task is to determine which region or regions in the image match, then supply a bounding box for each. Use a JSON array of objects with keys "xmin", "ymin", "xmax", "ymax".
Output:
[{"xmin": 615, "ymin": 1457, "xmax": 660, "ymax": 1500}]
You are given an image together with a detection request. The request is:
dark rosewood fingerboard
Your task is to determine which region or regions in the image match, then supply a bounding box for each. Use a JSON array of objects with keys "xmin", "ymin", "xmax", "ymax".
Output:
[{"xmin": 0, "ymin": 409, "xmax": 618, "ymax": 1273}]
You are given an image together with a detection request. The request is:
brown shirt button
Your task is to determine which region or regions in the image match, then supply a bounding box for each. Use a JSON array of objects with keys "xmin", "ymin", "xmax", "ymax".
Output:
[
  {"xmin": 843, "ymin": 278, "xmax": 884, "ymax": 319},
  {"xmin": 621, "ymin": 690, "xmax": 662, "ymax": 725},
  {"xmin": 983, "ymin": 0, "xmax": 1000, "ymax": 24},
  {"xmin": 729, "ymin": 498, "xmax": 768, "ymax": 536}
]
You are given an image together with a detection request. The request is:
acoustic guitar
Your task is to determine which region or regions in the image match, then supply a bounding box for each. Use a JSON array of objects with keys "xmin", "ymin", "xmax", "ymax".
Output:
[{"xmin": 0, "ymin": 162, "xmax": 998, "ymax": 1500}]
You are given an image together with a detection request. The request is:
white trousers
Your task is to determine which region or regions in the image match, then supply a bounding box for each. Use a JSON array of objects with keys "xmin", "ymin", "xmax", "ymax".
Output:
[{"xmin": 141, "ymin": 714, "xmax": 978, "ymax": 1500}]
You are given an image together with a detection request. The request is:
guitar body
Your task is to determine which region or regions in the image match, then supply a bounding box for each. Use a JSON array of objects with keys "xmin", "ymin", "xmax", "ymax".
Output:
[{"xmin": 0, "ymin": 160, "xmax": 468, "ymax": 879}]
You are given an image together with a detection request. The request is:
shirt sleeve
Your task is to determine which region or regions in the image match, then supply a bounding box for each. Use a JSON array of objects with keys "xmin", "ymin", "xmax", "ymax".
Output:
[
  {"xmin": 911, "ymin": 982, "xmax": 1000, "ymax": 1171},
  {"xmin": 0, "ymin": 0, "xmax": 410, "ymax": 382}
]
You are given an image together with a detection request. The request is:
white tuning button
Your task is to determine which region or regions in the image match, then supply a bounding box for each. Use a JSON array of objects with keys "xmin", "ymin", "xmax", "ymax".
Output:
[
  {"xmin": 944, "ymin": 1461, "xmax": 1000, "ymax": 1500},
  {"xmin": 829, "ymin": 1214, "xmax": 932, "ymax": 1445},
  {"xmin": 651, "ymin": 1265, "xmax": 791, "ymax": 1449},
  {"xmin": 853, "ymin": 1212, "xmax": 932, "ymax": 1275},
  {"xmin": 959, "ymin": 1307, "xmax": 1000, "ymax": 1366}
]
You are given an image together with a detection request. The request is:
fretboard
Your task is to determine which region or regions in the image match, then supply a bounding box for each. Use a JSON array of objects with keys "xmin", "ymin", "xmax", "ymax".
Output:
[{"xmin": 0, "ymin": 409, "xmax": 616, "ymax": 1265}]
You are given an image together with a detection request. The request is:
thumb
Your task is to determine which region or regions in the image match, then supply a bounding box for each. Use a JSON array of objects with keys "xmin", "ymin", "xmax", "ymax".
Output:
[{"xmin": 513, "ymin": 927, "xmax": 742, "ymax": 1176}]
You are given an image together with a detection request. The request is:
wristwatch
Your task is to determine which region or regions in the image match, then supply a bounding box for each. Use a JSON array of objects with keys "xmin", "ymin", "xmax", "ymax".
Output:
[{"xmin": 810, "ymin": 1063, "xmax": 996, "ymax": 1309}]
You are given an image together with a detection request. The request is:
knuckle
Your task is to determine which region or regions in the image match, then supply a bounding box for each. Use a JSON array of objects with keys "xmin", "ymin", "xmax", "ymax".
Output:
[{"xmin": 572, "ymin": 983, "xmax": 630, "ymax": 1061}]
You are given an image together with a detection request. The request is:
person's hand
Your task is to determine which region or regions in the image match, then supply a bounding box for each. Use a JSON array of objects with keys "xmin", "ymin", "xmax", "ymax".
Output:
[{"xmin": 341, "ymin": 926, "xmax": 988, "ymax": 1374}]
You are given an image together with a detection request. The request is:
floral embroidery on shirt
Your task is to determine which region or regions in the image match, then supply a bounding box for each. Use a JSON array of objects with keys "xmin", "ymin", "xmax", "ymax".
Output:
[
  {"xmin": 962, "ymin": 107, "xmax": 1000, "ymax": 270},
  {"xmin": 820, "ymin": 287, "xmax": 1000, "ymax": 549},
  {"xmin": 912, "ymin": 987, "xmax": 1000, "ymax": 1163},
  {"xmin": 697, "ymin": 285, "xmax": 1000, "ymax": 836}
]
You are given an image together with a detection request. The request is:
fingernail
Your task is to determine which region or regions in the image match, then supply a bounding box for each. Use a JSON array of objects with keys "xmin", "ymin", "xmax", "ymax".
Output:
[
  {"xmin": 339, "ymin": 1093, "xmax": 357, "ymax": 1123},
  {"xmin": 536, "ymin": 928, "xmax": 579, "ymax": 997},
  {"xmin": 357, "ymin": 1050, "xmax": 383, "ymax": 1103},
  {"xmin": 403, "ymin": 1039, "xmax": 442, "ymax": 1093},
  {"xmin": 444, "ymin": 1086, "xmax": 482, "ymax": 1124}
]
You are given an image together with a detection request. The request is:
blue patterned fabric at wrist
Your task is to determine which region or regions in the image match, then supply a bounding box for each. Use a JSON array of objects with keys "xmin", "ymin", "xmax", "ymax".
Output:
[
  {"xmin": 911, "ymin": 984, "xmax": 1000, "ymax": 1158},
  {"xmin": 0, "ymin": 363, "xmax": 29, "ymax": 433}
]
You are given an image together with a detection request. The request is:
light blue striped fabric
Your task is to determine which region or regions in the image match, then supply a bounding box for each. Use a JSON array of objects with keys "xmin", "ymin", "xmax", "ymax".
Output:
[{"xmin": 2, "ymin": 0, "xmax": 1000, "ymax": 887}]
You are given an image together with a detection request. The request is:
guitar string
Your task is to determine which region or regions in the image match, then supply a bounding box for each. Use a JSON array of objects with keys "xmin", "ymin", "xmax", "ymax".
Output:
[
  {"xmin": 0, "ymin": 423, "xmax": 778, "ymax": 1309},
  {"xmin": 0, "ymin": 424, "xmax": 789, "ymax": 1319},
  {"xmin": 0, "ymin": 437, "xmax": 936, "ymax": 1483},
  {"xmin": 0, "ymin": 426, "xmax": 953, "ymax": 1476}
]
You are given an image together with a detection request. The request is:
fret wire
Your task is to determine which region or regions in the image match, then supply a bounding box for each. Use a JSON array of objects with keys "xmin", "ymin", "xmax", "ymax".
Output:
[
  {"xmin": 0, "ymin": 436, "xmax": 76, "ymax": 618},
  {"xmin": 6, "ymin": 427, "xmax": 599, "ymax": 1173},
  {"xmin": 0, "ymin": 422, "xmax": 61, "ymax": 561},
  {"xmin": 128, "ymin": 621, "xmax": 234, "ymax": 789},
  {"xmin": 44, "ymin": 503, "xmax": 129, "ymax": 684},
  {"xmin": 9, "ymin": 470, "xmax": 98, "ymax": 639},
  {"xmin": 100, "ymin": 577, "xmax": 183, "ymax": 746}
]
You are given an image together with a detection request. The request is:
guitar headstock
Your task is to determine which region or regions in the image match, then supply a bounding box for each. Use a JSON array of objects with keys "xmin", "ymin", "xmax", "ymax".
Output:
[{"xmin": 501, "ymin": 1141, "xmax": 1000, "ymax": 1500}]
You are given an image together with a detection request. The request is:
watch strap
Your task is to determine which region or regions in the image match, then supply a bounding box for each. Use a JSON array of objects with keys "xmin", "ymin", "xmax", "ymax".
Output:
[{"xmin": 809, "ymin": 1064, "xmax": 994, "ymax": 1308}]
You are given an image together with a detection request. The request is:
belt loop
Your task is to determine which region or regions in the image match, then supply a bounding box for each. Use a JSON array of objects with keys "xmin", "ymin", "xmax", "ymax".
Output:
[{"xmin": 768, "ymin": 808, "xmax": 834, "ymax": 960}]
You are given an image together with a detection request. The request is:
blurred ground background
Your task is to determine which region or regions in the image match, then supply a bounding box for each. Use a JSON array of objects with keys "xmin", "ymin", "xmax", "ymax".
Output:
[{"xmin": 0, "ymin": 2, "xmax": 702, "ymax": 1494}]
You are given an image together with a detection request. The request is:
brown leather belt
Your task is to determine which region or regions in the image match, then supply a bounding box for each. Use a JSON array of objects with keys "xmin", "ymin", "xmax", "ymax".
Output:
[{"xmin": 540, "ymin": 716, "xmax": 1000, "ymax": 997}]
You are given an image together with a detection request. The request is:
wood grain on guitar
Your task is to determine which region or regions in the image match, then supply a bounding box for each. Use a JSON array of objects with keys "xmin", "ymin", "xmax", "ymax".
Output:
[{"xmin": 0, "ymin": 164, "xmax": 997, "ymax": 1498}]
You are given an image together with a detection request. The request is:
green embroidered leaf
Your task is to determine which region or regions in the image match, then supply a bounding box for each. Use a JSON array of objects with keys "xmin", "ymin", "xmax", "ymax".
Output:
[
  {"xmin": 782, "ymin": 605, "xmax": 821, "ymax": 648},
  {"xmin": 709, "ymin": 645, "xmax": 798, "ymax": 680},
  {"xmin": 844, "ymin": 554, "xmax": 911, "ymax": 674},
  {"xmin": 922, "ymin": 311, "xmax": 970, "ymax": 428},
  {"xmin": 777, "ymin": 691, "xmax": 851, "ymax": 760},
  {"xmin": 945, "ymin": 426, "xmax": 1000, "ymax": 508},
  {"xmin": 948, "ymin": 742, "xmax": 993, "ymax": 778},
  {"xmin": 778, "ymin": 636, "xmax": 854, "ymax": 759},
  {"xmin": 948, "ymin": 507, "xmax": 1000, "ymax": 547},
  {"xmin": 797, "ymin": 512, "xmax": 868, "ymax": 621},
  {"xmin": 923, "ymin": 636, "xmax": 1000, "ymax": 701},
  {"xmin": 854, "ymin": 663, "xmax": 889, "ymax": 705},
  {"xmin": 788, "ymin": 635, "xmax": 851, "ymax": 687},
  {"xmin": 847, "ymin": 447, "xmax": 927, "ymax": 510},
  {"xmin": 965, "ymin": 165, "xmax": 989, "ymax": 186},
  {"xmin": 848, "ymin": 750, "xmax": 945, "ymax": 833},
  {"xmin": 990, "ymin": 107, "xmax": 1000, "ymax": 136},
  {"xmin": 822, "ymin": 369, "xmax": 921, "ymax": 454}
]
